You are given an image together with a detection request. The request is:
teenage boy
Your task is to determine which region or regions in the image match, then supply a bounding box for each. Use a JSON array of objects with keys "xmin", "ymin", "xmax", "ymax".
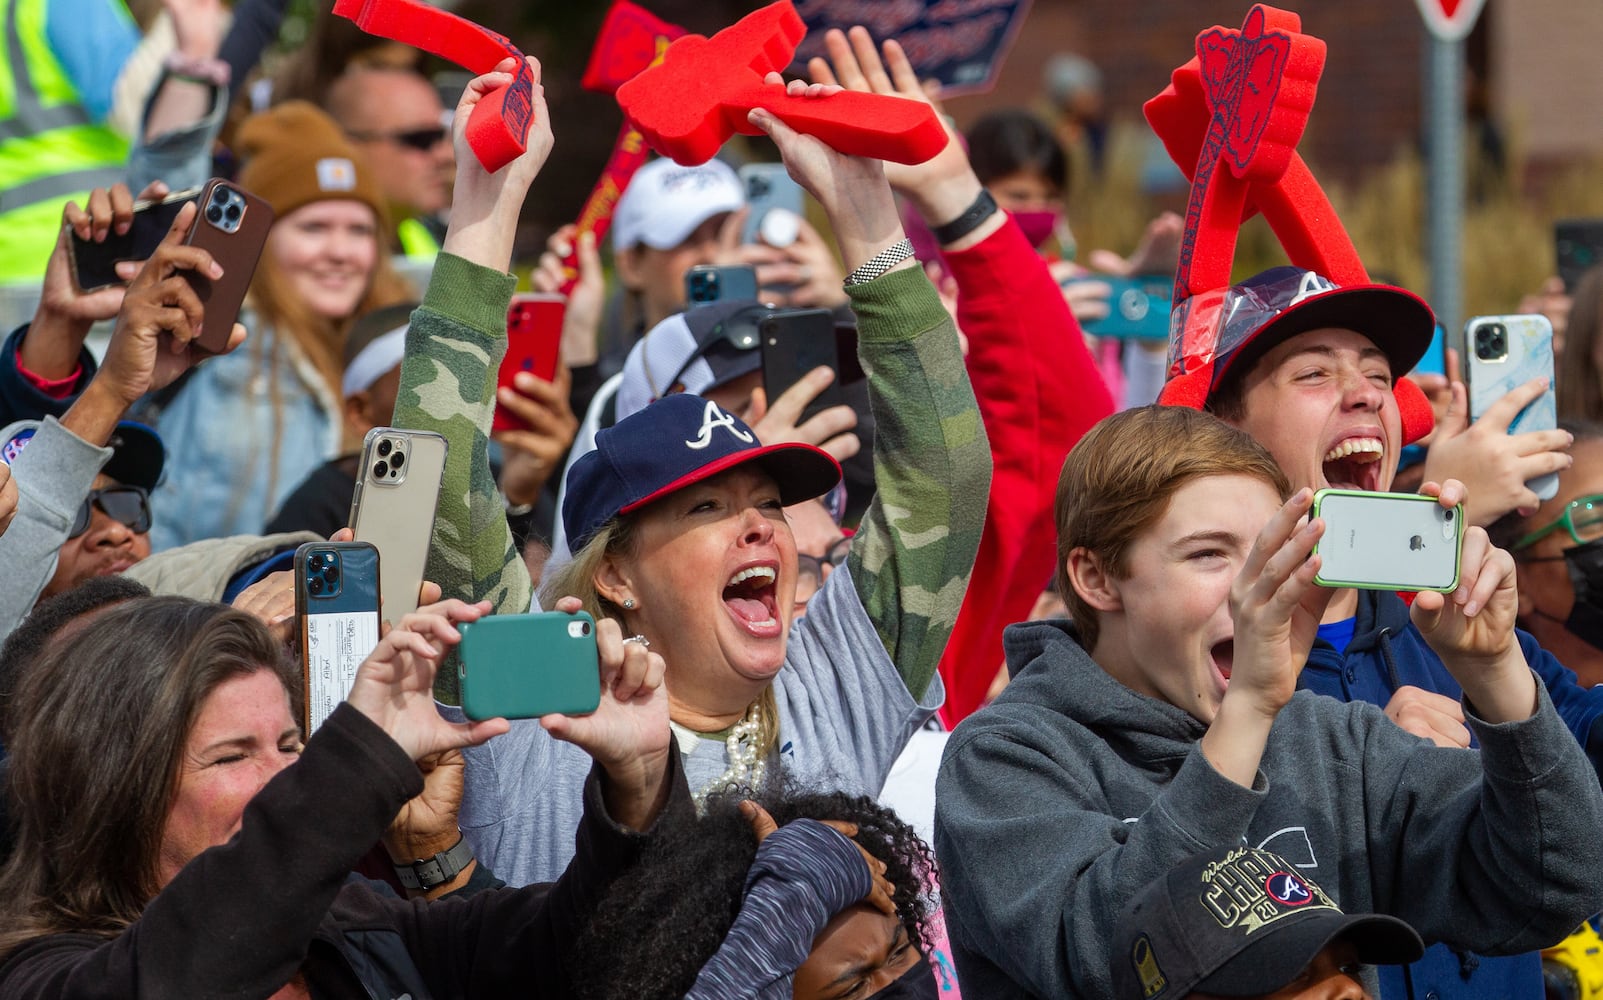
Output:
[
  {"xmin": 1111, "ymin": 845, "xmax": 1426, "ymax": 1000},
  {"xmin": 934, "ymin": 405, "xmax": 1603, "ymax": 1000},
  {"xmin": 1167, "ymin": 265, "xmax": 1603, "ymax": 999}
]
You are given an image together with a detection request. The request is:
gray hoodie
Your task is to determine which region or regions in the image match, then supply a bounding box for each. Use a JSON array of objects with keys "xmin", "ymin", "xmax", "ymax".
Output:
[{"xmin": 934, "ymin": 619, "xmax": 1603, "ymax": 1000}]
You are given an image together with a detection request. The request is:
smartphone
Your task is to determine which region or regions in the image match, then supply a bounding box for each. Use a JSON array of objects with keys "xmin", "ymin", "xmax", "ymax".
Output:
[
  {"xmin": 458, "ymin": 611, "xmax": 602, "ymax": 721},
  {"xmin": 1062, "ymin": 275, "xmax": 1173, "ymax": 340},
  {"xmin": 1411, "ymin": 322, "xmax": 1447, "ymax": 379},
  {"xmin": 183, "ymin": 178, "xmax": 274, "ymax": 353},
  {"xmin": 295, "ymin": 541, "xmax": 382, "ymax": 733},
  {"xmin": 492, "ymin": 293, "xmax": 565, "ymax": 433},
  {"xmin": 1311, "ymin": 490, "xmax": 1463, "ymax": 592},
  {"xmin": 761, "ymin": 308, "xmax": 844, "ymax": 424},
  {"xmin": 68, "ymin": 187, "xmax": 199, "ymax": 293},
  {"xmin": 1556, "ymin": 218, "xmax": 1603, "ymax": 291},
  {"xmin": 1464, "ymin": 313, "xmax": 1558, "ymax": 502},
  {"xmin": 739, "ymin": 162, "xmax": 805, "ymax": 247},
  {"xmin": 349, "ymin": 428, "xmax": 447, "ymax": 625},
  {"xmin": 686, "ymin": 264, "xmax": 759, "ymax": 306}
]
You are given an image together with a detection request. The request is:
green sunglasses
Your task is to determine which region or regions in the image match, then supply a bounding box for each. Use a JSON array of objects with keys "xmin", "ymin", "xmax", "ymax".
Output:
[{"xmin": 1513, "ymin": 493, "xmax": 1603, "ymax": 550}]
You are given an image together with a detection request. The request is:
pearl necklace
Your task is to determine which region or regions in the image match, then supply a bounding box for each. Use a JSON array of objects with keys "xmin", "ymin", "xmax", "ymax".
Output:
[{"xmin": 682, "ymin": 699, "xmax": 768, "ymax": 806}]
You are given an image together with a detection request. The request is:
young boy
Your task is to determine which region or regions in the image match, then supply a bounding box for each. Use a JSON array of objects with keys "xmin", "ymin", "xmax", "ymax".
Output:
[{"xmin": 934, "ymin": 405, "xmax": 1603, "ymax": 1000}]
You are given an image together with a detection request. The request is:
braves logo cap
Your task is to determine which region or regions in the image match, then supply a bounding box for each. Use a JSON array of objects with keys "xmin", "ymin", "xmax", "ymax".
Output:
[
  {"xmin": 1110, "ymin": 846, "xmax": 1423, "ymax": 999},
  {"xmin": 562, "ymin": 393, "xmax": 840, "ymax": 552}
]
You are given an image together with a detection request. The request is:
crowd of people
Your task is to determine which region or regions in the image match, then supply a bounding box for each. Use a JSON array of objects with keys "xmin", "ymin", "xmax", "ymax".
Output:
[{"xmin": 1, "ymin": 3, "xmax": 1602, "ymax": 1000}]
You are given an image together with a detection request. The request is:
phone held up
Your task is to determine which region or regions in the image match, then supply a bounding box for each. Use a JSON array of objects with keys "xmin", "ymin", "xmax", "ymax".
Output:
[
  {"xmin": 492, "ymin": 293, "xmax": 566, "ymax": 433},
  {"xmin": 686, "ymin": 264, "xmax": 759, "ymax": 307},
  {"xmin": 1463, "ymin": 313, "xmax": 1558, "ymax": 502},
  {"xmin": 68, "ymin": 186, "xmax": 200, "ymax": 294},
  {"xmin": 295, "ymin": 541, "xmax": 382, "ymax": 733},
  {"xmin": 182, "ymin": 178, "xmax": 274, "ymax": 354},
  {"xmin": 1311, "ymin": 490, "xmax": 1463, "ymax": 593},
  {"xmin": 349, "ymin": 428, "xmax": 447, "ymax": 626},
  {"xmin": 458, "ymin": 612, "xmax": 602, "ymax": 722},
  {"xmin": 759, "ymin": 308, "xmax": 865, "ymax": 424}
]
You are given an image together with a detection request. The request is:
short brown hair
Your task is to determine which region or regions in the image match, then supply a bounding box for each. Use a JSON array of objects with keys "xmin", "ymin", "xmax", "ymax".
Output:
[{"xmin": 1054, "ymin": 407, "xmax": 1290, "ymax": 647}]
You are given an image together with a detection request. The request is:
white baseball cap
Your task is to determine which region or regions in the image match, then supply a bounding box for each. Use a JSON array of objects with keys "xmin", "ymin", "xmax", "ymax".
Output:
[{"xmin": 612, "ymin": 157, "xmax": 745, "ymax": 253}]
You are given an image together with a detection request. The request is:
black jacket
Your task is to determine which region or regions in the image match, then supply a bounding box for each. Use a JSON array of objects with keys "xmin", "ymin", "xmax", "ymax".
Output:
[{"xmin": 0, "ymin": 702, "xmax": 687, "ymax": 998}]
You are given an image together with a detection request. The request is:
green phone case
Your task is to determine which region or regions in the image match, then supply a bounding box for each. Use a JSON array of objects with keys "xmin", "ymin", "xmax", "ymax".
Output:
[
  {"xmin": 458, "ymin": 612, "xmax": 602, "ymax": 722},
  {"xmin": 1311, "ymin": 489, "xmax": 1463, "ymax": 593}
]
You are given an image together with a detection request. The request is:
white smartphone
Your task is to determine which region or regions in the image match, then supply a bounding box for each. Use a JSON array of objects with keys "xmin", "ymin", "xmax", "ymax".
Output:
[
  {"xmin": 1463, "ymin": 313, "xmax": 1558, "ymax": 502},
  {"xmin": 348, "ymin": 427, "xmax": 448, "ymax": 625},
  {"xmin": 1311, "ymin": 489, "xmax": 1463, "ymax": 592}
]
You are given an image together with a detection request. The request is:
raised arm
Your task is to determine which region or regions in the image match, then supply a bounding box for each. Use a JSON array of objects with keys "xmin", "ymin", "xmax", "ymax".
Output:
[
  {"xmin": 748, "ymin": 80, "xmax": 990, "ymax": 702},
  {"xmin": 391, "ymin": 57, "xmax": 552, "ymax": 701}
]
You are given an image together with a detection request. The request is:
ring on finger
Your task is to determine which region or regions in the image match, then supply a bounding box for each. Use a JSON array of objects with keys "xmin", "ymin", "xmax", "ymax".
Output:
[{"xmin": 623, "ymin": 634, "xmax": 650, "ymax": 648}]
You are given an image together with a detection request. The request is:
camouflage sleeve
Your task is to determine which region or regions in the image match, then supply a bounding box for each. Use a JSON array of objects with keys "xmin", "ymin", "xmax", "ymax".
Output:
[
  {"xmin": 843, "ymin": 265, "xmax": 991, "ymax": 701},
  {"xmin": 392, "ymin": 252, "xmax": 531, "ymax": 703}
]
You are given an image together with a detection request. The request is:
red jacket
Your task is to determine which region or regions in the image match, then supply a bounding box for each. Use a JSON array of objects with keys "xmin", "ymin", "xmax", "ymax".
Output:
[{"xmin": 937, "ymin": 220, "xmax": 1113, "ymax": 725}]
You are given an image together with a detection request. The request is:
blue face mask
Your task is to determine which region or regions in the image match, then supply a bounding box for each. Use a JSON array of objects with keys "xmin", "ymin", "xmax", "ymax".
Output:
[{"xmin": 869, "ymin": 958, "xmax": 940, "ymax": 1000}]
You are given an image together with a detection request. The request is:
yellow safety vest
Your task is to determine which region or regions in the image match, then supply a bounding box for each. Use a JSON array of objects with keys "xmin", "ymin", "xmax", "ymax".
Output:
[
  {"xmin": 0, "ymin": 0, "xmax": 129, "ymax": 283},
  {"xmin": 396, "ymin": 216, "xmax": 441, "ymax": 260}
]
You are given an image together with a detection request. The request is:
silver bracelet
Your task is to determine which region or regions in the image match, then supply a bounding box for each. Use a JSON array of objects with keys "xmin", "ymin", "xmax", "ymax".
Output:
[{"xmin": 843, "ymin": 238, "xmax": 916, "ymax": 288}]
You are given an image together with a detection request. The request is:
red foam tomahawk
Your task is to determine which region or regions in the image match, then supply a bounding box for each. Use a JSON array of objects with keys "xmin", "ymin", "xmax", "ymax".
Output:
[
  {"xmin": 1145, "ymin": 5, "xmax": 1434, "ymax": 441},
  {"xmin": 333, "ymin": 0, "xmax": 533, "ymax": 172},
  {"xmin": 559, "ymin": 1, "xmax": 686, "ymax": 293},
  {"xmin": 616, "ymin": 0, "xmax": 949, "ymax": 166}
]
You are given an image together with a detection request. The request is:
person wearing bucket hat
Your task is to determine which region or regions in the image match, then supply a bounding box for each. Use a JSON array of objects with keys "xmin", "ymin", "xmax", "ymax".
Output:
[
  {"xmin": 1111, "ymin": 846, "xmax": 1425, "ymax": 1000},
  {"xmin": 935, "ymin": 405, "xmax": 1603, "ymax": 1000},
  {"xmin": 135, "ymin": 100, "xmax": 415, "ymax": 552},
  {"xmin": 389, "ymin": 71, "xmax": 988, "ymax": 888}
]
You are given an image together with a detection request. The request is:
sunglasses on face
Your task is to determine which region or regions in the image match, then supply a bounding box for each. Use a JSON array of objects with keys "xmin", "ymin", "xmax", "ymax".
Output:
[
  {"xmin": 1514, "ymin": 493, "xmax": 1603, "ymax": 551},
  {"xmin": 350, "ymin": 126, "xmax": 448, "ymax": 152},
  {"xmin": 70, "ymin": 486, "xmax": 152, "ymax": 539}
]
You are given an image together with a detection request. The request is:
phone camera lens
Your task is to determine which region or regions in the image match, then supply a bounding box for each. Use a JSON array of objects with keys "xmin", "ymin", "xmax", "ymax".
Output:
[
  {"xmin": 1444, "ymin": 509, "xmax": 1455, "ymax": 521},
  {"xmin": 323, "ymin": 565, "xmax": 339, "ymax": 584},
  {"xmin": 390, "ymin": 452, "xmax": 404, "ymax": 468},
  {"xmin": 308, "ymin": 576, "xmax": 325, "ymax": 595},
  {"xmin": 225, "ymin": 205, "xmax": 241, "ymax": 221},
  {"xmin": 309, "ymin": 552, "xmax": 325, "ymax": 568},
  {"xmin": 212, "ymin": 187, "xmax": 229, "ymax": 204},
  {"xmin": 206, "ymin": 205, "xmax": 223, "ymax": 223},
  {"xmin": 373, "ymin": 462, "xmax": 388, "ymax": 478},
  {"xmin": 377, "ymin": 439, "xmax": 392, "ymax": 457},
  {"xmin": 580, "ymin": 621, "xmax": 591, "ymax": 636}
]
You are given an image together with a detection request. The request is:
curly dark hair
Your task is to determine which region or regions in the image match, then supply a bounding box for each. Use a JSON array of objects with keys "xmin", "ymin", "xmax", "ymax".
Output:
[{"xmin": 572, "ymin": 785, "xmax": 938, "ymax": 1000}]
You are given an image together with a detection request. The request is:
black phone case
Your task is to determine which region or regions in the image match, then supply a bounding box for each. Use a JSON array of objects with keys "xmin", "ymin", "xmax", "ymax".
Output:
[
  {"xmin": 761, "ymin": 309, "xmax": 842, "ymax": 423},
  {"xmin": 69, "ymin": 192, "xmax": 194, "ymax": 293}
]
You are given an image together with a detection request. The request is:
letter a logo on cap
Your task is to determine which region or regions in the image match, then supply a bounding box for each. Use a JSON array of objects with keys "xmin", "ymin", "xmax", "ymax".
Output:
[{"xmin": 685, "ymin": 400, "xmax": 753, "ymax": 450}]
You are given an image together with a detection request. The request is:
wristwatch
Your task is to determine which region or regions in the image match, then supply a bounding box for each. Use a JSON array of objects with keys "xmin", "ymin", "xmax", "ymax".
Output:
[{"xmin": 394, "ymin": 834, "xmax": 474, "ymax": 891}]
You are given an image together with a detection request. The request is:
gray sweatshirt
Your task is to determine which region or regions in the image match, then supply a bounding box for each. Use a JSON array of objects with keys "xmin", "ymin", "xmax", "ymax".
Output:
[
  {"xmin": 0, "ymin": 418, "xmax": 111, "ymax": 639},
  {"xmin": 934, "ymin": 619, "xmax": 1603, "ymax": 1000}
]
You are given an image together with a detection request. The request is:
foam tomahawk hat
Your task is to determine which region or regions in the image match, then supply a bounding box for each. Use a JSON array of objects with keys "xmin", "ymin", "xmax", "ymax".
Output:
[
  {"xmin": 1110, "ymin": 845, "xmax": 1424, "ymax": 999},
  {"xmin": 562, "ymin": 392, "xmax": 840, "ymax": 553},
  {"xmin": 1144, "ymin": 4, "xmax": 1436, "ymax": 445}
]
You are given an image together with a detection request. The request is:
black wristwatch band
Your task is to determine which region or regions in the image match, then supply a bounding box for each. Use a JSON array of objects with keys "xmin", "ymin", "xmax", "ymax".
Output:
[
  {"xmin": 394, "ymin": 834, "xmax": 474, "ymax": 891},
  {"xmin": 931, "ymin": 188, "xmax": 999, "ymax": 245}
]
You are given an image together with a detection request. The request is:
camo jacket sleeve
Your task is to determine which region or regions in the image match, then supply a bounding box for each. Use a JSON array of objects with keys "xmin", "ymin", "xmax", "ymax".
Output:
[
  {"xmin": 843, "ymin": 265, "xmax": 990, "ymax": 701},
  {"xmin": 392, "ymin": 252, "xmax": 530, "ymax": 703}
]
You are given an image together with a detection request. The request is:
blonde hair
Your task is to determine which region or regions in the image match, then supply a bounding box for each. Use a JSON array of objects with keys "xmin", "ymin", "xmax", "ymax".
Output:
[
  {"xmin": 1055, "ymin": 406, "xmax": 1290, "ymax": 648},
  {"xmin": 543, "ymin": 515, "xmax": 780, "ymax": 755}
]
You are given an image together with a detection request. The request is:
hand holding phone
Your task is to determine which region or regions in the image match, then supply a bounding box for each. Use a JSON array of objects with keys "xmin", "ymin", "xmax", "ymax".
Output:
[
  {"xmin": 493, "ymin": 293, "xmax": 565, "ymax": 433},
  {"xmin": 68, "ymin": 186, "xmax": 197, "ymax": 294},
  {"xmin": 1061, "ymin": 275, "xmax": 1173, "ymax": 339},
  {"xmin": 182, "ymin": 178, "xmax": 274, "ymax": 353},
  {"xmin": 759, "ymin": 308, "xmax": 865, "ymax": 424},
  {"xmin": 686, "ymin": 264, "xmax": 759, "ymax": 306},
  {"xmin": 296, "ymin": 541, "xmax": 382, "ymax": 733},
  {"xmin": 1312, "ymin": 490, "xmax": 1462, "ymax": 593},
  {"xmin": 1463, "ymin": 314, "xmax": 1559, "ymax": 503}
]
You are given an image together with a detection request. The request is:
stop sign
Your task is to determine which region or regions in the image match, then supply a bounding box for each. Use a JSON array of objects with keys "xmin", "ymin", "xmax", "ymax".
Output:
[{"xmin": 1414, "ymin": 0, "xmax": 1487, "ymax": 41}]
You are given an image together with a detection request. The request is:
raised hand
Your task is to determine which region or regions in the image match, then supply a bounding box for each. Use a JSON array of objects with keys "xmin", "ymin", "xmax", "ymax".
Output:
[
  {"xmin": 494, "ymin": 363, "xmax": 579, "ymax": 507},
  {"xmin": 442, "ymin": 55, "xmax": 555, "ymax": 273},
  {"xmin": 345, "ymin": 598, "xmax": 509, "ymax": 761},
  {"xmin": 382, "ymin": 748, "xmax": 470, "ymax": 890},
  {"xmin": 541, "ymin": 595, "xmax": 671, "ymax": 829},
  {"xmin": 230, "ymin": 569, "xmax": 296, "ymax": 644},
  {"xmin": 1419, "ymin": 377, "xmax": 1573, "ymax": 525},
  {"xmin": 741, "ymin": 801, "xmax": 897, "ymax": 916},
  {"xmin": 531, "ymin": 225, "xmax": 603, "ymax": 368},
  {"xmin": 1411, "ymin": 525, "xmax": 1537, "ymax": 723},
  {"xmin": 747, "ymin": 366, "xmax": 860, "ymax": 463}
]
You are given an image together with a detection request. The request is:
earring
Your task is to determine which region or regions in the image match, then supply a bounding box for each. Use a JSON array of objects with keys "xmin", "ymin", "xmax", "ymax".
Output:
[{"xmin": 622, "ymin": 598, "xmax": 637, "ymax": 610}]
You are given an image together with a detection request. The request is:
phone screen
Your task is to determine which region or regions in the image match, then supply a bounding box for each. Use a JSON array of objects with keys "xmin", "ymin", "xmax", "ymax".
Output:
[{"xmin": 297, "ymin": 543, "xmax": 381, "ymax": 732}]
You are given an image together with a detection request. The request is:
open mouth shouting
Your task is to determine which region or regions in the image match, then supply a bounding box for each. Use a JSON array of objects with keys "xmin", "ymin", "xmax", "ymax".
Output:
[
  {"xmin": 1322, "ymin": 435, "xmax": 1385, "ymax": 492},
  {"xmin": 1211, "ymin": 638, "xmax": 1234, "ymax": 686},
  {"xmin": 723, "ymin": 563, "xmax": 783, "ymax": 638}
]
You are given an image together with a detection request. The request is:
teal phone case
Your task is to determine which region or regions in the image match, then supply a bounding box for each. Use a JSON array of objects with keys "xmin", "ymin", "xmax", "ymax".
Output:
[{"xmin": 458, "ymin": 612, "xmax": 601, "ymax": 722}]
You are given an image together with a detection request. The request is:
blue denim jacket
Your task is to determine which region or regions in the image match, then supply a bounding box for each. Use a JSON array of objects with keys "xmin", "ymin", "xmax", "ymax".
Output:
[{"xmin": 134, "ymin": 314, "xmax": 341, "ymax": 551}]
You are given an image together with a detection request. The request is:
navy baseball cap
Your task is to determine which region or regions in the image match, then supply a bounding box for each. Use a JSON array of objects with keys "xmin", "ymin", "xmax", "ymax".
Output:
[
  {"xmin": 562, "ymin": 393, "xmax": 841, "ymax": 552},
  {"xmin": 1159, "ymin": 267, "xmax": 1435, "ymax": 410},
  {"xmin": 1111, "ymin": 846, "xmax": 1424, "ymax": 999},
  {"xmin": 0, "ymin": 419, "xmax": 165, "ymax": 490}
]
